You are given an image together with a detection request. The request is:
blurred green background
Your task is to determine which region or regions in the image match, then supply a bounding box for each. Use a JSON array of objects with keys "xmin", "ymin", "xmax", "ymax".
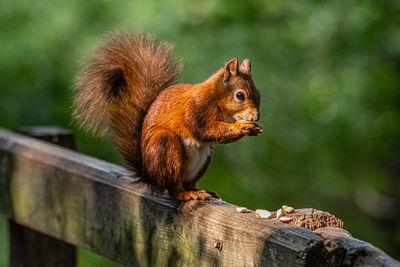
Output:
[{"xmin": 1, "ymin": 0, "xmax": 400, "ymax": 265}]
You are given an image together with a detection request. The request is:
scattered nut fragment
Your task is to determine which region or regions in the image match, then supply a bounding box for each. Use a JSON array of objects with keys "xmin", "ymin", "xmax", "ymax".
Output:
[
  {"xmin": 279, "ymin": 216, "xmax": 293, "ymax": 223},
  {"xmin": 254, "ymin": 209, "xmax": 272, "ymax": 218},
  {"xmin": 276, "ymin": 208, "xmax": 284, "ymax": 218},
  {"xmin": 282, "ymin": 205, "xmax": 295, "ymax": 214},
  {"xmin": 236, "ymin": 207, "xmax": 247, "ymax": 213}
]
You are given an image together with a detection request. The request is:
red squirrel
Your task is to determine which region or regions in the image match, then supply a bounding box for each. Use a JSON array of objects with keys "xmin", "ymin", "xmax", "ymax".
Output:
[{"xmin": 73, "ymin": 32, "xmax": 262, "ymax": 201}]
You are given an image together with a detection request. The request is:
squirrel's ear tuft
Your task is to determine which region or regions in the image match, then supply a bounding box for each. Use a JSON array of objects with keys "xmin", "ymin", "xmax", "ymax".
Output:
[
  {"xmin": 239, "ymin": 59, "xmax": 251, "ymax": 76},
  {"xmin": 223, "ymin": 58, "xmax": 238, "ymax": 83}
]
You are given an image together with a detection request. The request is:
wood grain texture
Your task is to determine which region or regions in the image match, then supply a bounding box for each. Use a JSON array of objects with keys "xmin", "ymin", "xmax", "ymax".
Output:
[
  {"xmin": 0, "ymin": 128, "xmax": 398, "ymax": 266},
  {"xmin": 9, "ymin": 127, "xmax": 77, "ymax": 267}
]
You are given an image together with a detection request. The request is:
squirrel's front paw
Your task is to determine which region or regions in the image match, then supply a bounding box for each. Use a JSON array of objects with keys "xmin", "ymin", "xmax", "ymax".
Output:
[{"xmin": 235, "ymin": 121, "xmax": 263, "ymax": 136}]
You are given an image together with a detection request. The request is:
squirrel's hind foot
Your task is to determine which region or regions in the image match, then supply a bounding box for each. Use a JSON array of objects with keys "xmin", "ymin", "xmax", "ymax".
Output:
[{"xmin": 176, "ymin": 190, "xmax": 216, "ymax": 201}]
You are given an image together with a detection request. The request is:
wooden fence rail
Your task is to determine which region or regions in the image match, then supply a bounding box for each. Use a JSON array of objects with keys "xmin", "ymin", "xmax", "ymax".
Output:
[{"xmin": 0, "ymin": 127, "xmax": 398, "ymax": 266}]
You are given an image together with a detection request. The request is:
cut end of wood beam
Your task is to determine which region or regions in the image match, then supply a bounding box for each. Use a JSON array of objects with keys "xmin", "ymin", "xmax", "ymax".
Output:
[{"xmin": 285, "ymin": 208, "xmax": 344, "ymax": 230}]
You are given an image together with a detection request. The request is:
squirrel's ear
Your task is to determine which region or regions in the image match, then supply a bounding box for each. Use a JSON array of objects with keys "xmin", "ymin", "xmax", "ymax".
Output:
[
  {"xmin": 239, "ymin": 59, "xmax": 251, "ymax": 76},
  {"xmin": 223, "ymin": 58, "xmax": 238, "ymax": 83}
]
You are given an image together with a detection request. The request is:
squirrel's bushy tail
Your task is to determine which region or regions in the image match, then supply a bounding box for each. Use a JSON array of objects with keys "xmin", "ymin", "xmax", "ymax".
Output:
[{"xmin": 73, "ymin": 32, "xmax": 182, "ymax": 175}]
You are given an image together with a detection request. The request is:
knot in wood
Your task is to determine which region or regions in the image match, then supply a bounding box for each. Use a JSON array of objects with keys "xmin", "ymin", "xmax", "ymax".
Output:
[{"xmin": 214, "ymin": 240, "xmax": 223, "ymax": 251}]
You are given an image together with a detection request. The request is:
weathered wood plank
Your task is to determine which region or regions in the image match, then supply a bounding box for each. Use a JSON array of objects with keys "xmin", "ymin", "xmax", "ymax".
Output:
[
  {"xmin": 0, "ymin": 128, "xmax": 398, "ymax": 266},
  {"xmin": 9, "ymin": 127, "xmax": 77, "ymax": 267}
]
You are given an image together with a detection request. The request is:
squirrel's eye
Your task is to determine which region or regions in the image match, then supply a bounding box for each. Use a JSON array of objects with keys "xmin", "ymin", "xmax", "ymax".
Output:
[{"xmin": 236, "ymin": 91, "xmax": 245, "ymax": 101}]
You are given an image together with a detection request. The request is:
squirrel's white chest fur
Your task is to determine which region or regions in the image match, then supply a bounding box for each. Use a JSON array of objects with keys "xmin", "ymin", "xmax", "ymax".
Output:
[{"xmin": 182, "ymin": 138, "xmax": 212, "ymax": 182}]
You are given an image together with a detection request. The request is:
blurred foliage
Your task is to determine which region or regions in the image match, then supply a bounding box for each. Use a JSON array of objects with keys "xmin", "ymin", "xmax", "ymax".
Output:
[
  {"xmin": 1, "ymin": 0, "xmax": 399, "ymax": 265},
  {"xmin": 0, "ymin": 215, "xmax": 7, "ymax": 266}
]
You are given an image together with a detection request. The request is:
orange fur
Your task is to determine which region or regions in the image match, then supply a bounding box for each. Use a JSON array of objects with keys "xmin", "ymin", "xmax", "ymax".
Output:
[{"xmin": 73, "ymin": 32, "xmax": 262, "ymax": 200}]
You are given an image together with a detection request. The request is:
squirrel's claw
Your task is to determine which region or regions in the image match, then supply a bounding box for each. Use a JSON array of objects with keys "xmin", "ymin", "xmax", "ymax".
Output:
[{"xmin": 206, "ymin": 190, "xmax": 220, "ymax": 199}]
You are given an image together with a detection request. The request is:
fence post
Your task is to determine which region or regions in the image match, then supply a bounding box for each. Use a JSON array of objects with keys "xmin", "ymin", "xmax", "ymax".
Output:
[{"xmin": 9, "ymin": 126, "xmax": 77, "ymax": 267}]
